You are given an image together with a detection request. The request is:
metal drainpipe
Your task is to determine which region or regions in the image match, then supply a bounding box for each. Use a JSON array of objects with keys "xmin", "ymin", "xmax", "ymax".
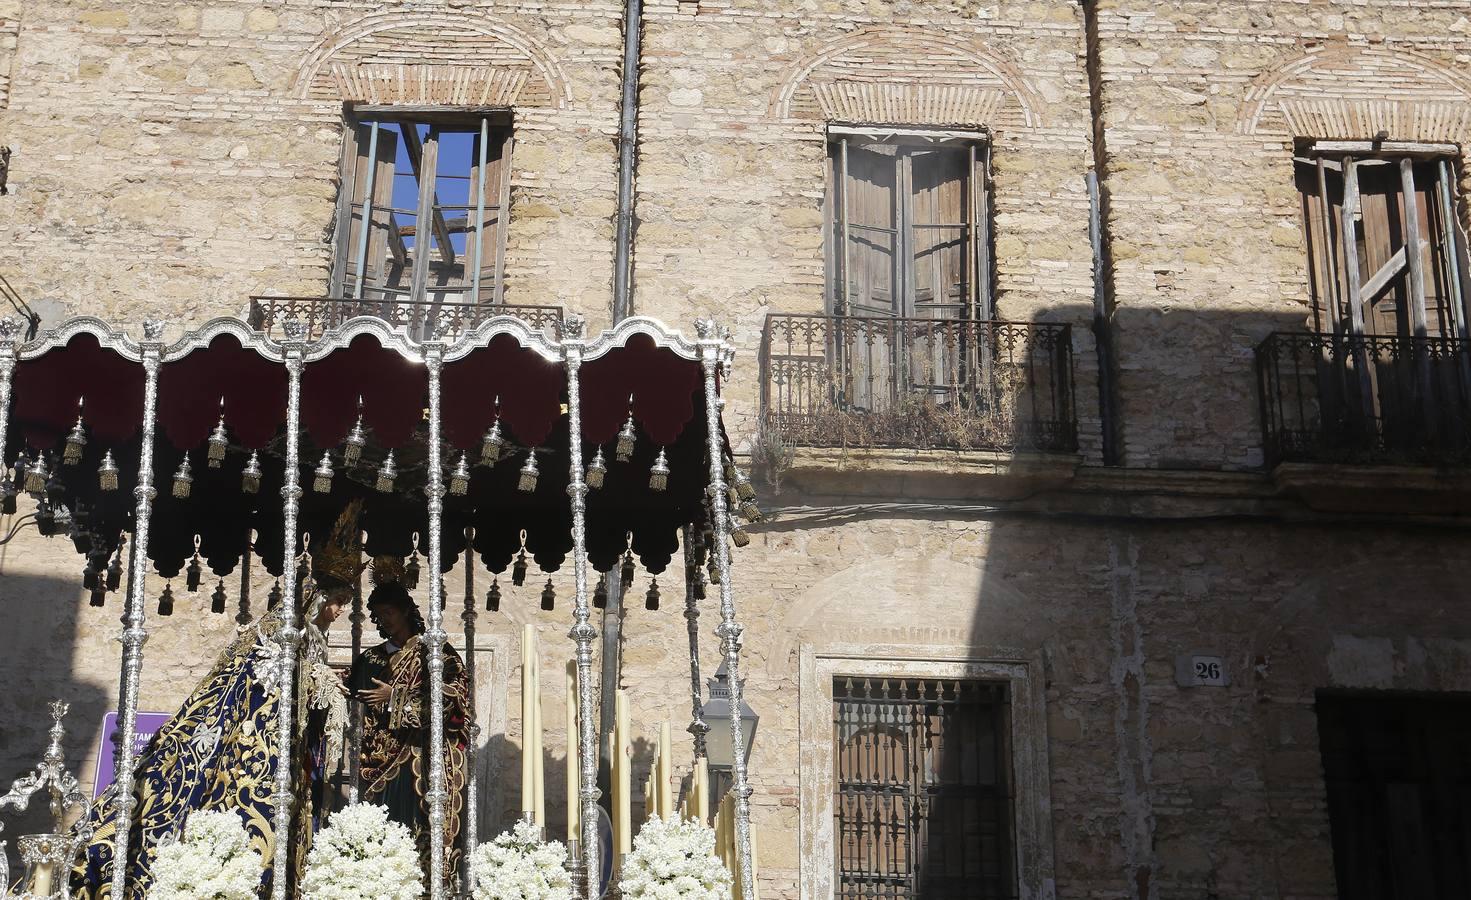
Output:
[
  {"xmin": 1082, "ymin": 0, "xmax": 1122, "ymax": 465},
  {"xmin": 601, "ymin": 0, "xmax": 644, "ymax": 800}
]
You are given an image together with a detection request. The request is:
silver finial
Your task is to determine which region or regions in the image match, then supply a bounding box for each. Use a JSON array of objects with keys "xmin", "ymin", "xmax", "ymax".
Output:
[
  {"xmin": 282, "ymin": 317, "xmax": 307, "ymax": 342},
  {"xmin": 694, "ymin": 318, "xmax": 718, "ymax": 340},
  {"xmin": 0, "ymin": 317, "xmax": 21, "ymax": 341},
  {"xmin": 561, "ymin": 313, "xmax": 587, "ymax": 341},
  {"xmin": 142, "ymin": 320, "xmax": 165, "ymax": 340}
]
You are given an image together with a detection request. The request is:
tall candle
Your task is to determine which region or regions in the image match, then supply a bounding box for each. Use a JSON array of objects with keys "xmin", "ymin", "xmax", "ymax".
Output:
[
  {"xmin": 695, "ymin": 756, "xmax": 710, "ymax": 824},
  {"xmin": 658, "ymin": 721, "xmax": 673, "ymax": 819},
  {"xmin": 615, "ymin": 690, "xmax": 632, "ymax": 855},
  {"xmin": 521, "ymin": 624, "xmax": 534, "ymax": 818},
  {"xmin": 532, "ymin": 630, "xmax": 545, "ymax": 828},
  {"xmin": 566, "ymin": 661, "xmax": 579, "ymax": 845},
  {"xmin": 30, "ymin": 861, "xmax": 53, "ymax": 898}
]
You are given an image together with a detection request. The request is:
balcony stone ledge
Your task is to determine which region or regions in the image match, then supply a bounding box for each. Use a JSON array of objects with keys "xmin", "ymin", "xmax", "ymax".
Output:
[
  {"xmin": 776, "ymin": 446, "xmax": 1082, "ymax": 501},
  {"xmin": 1272, "ymin": 462, "xmax": 1471, "ymax": 516}
]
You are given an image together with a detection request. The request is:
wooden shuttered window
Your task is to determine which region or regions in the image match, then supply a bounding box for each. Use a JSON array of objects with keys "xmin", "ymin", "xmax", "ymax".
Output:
[
  {"xmin": 828, "ymin": 135, "xmax": 993, "ymax": 322},
  {"xmin": 825, "ymin": 133, "xmax": 994, "ymax": 411},
  {"xmin": 330, "ymin": 114, "xmax": 512, "ymax": 306},
  {"xmin": 1297, "ymin": 153, "xmax": 1471, "ymax": 340}
]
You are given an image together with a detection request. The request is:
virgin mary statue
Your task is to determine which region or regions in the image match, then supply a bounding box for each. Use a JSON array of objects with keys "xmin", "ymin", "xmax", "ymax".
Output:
[{"xmin": 71, "ymin": 501, "xmax": 365, "ymax": 900}]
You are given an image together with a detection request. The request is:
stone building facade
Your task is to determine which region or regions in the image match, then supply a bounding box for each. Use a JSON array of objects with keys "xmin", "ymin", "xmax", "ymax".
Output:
[{"xmin": 1, "ymin": 1, "xmax": 1470, "ymax": 898}]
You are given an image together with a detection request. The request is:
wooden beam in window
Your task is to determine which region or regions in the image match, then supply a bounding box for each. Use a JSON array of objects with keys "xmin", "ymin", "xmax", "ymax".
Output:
[
  {"xmin": 494, "ymin": 129, "xmax": 513, "ymax": 306},
  {"xmin": 400, "ymin": 123, "xmax": 457, "ymax": 267},
  {"xmin": 385, "ymin": 212, "xmax": 408, "ymax": 268},
  {"xmin": 1435, "ymin": 159, "xmax": 1469, "ymax": 341},
  {"xmin": 1358, "ymin": 245, "xmax": 1407, "ymax": 304},
  {"xmin": 408, "ymin": 126, "xmax": 441, "ymax": 304},
  {"xmin": 1339, "ymin": 157, "xmax": 1376, "ymax": 416},
  {"xmin": 352, "ymin": 123, "xmax": 383, "ymax": 300},
  {"xmin": 1341, "ymin": 157, "xmax": 1367, "ymax": 337},
  {"xmin": 1315, "ymin": 157, "xmax": 1342, "ymax": 334},
  {"xmin": 1309, "ymin": 140, "xmax": 1460, "ymax": 158},
  {"xmin": 329, "ymin": 123, "xmax": 359, "ymax": 298},
  {"xmin": 1399, "ymin": 157, "xmax": 1430, "ymax": 338}
]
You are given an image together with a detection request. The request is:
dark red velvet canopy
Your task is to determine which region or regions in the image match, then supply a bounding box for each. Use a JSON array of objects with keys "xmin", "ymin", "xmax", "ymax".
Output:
[{"xmin": 4, "ymin": 319, "xmax": 723, "ymax": 592}]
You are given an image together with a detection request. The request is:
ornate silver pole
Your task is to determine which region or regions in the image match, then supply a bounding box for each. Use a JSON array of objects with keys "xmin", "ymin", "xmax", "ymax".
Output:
[
  {"xmin": 695, "ymin": 320, "xmax": 755, "ymax": 900},
  {"xmin": 0, "ymin": 318, "xmax": 20, "ymax": 502},
  {"xmin": 348, "ymin": 575, "xmax": 363, "ymax": 803},
  {"xmin": 110, "ymin": 319, "xmax": 165, "ymax": 895},
  {"xmin": 422, "ymin": 340, "xmax": 450, "ymax": 900},
  {"xmin": 460, "ymin": 538, "xmax": 480, "ymax": 896},
  {"xmin": 682, "ymin": 527, "xmax": 709, "ymax": 759},
  {"xmin": 561, "ymin": 315, "xmax": 602, "ymax": 895},
  {"xmin": 271, "ymin": 320, "xmax": 307, "ymax": 900}
]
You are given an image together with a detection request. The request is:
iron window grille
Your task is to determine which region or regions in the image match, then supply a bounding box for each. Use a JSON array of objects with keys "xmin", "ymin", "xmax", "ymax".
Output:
[{"xmin": 833, "ymin": 676, "xmax": 1016, "ymax": 900}]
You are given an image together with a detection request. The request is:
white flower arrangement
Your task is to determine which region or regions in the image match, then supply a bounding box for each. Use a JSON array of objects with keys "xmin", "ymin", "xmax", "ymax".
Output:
[
  {"xmin": 618, "ymin": 816, "xmax": 732, "ymax": 900},
  {"xmin": 301, "ymin": 803, "xmax": 424, "ymax": 900},
  {"xmin": 148, "ymin": 809, "xmax": 263, "ymax": 900},
  {"xmin": 468, "ymin": 819, "xmax": 573, "ymax": 900}
]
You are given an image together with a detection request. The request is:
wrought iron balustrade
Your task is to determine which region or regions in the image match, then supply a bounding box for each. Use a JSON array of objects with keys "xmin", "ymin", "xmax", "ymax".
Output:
[
  {"xmin": 248, "ymin": 296, "xmax": 564, "ymax": 341},
  {"xmin": 1256, "ymin": 331, "xmax": 1471, "ymax": 467},
  {"xmin": 760, "ymin": 314, "xmax": 1076, "ymax": 453}
]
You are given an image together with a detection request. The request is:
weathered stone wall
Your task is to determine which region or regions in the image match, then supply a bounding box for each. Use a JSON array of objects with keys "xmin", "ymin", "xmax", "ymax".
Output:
[
  {"xmin": 0, "ymin": 1, "xmax": 624, "ymax": 328},
  {"xmin": 1091, "ymin": 0, "xmax": 1471, "ymax": 468},
  {"xmin": 0, "ymin": 2, "xmax": 1468, "ymax": 899}
]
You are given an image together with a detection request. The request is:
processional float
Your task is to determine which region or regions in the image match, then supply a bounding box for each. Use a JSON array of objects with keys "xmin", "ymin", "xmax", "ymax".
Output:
[{"xmin": 0, "ymin": 309, "xmax": 759, "ymax": 900}]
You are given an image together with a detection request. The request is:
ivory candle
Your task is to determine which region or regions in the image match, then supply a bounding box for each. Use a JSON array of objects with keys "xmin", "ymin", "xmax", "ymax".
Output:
[
  {"xmin": 30, "ymin": 861, "xmax": 53, "ymax": 898},
  {"xmin": 695, "ymin": 756, "xmax": 710, "ymax": 824},
  {"xmin": 658, "ymin": 721, "xmax": 673, "ymax": 818},
  {"xmin": 566, "ymin": 660, "xmax": 579, "ymax": 845},
  {"xmin": 521, "ymin": 624, "xmax": 534, "ymax": 818},
  {"xmin": 533, "ymin": 641, "xmax": 545, "ymax": 827},
  {"xmin": 615, "ymin": 690, "xmax": 632, "ymax": 855}
]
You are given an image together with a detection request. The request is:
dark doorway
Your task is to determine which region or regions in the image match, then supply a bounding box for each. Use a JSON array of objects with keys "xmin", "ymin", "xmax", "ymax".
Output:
[{"xmin": 1316, "ymin": 691, "xmax": 1471, "ymax": 898}]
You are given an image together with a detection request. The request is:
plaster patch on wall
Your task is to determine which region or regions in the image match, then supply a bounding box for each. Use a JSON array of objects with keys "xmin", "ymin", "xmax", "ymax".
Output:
[{"xmin": 1326, "ymin": 635, "xmax": 1396, "ymax": 688}]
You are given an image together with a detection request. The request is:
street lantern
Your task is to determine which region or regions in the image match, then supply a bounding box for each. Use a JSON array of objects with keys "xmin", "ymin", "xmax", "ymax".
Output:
[{"xmin": 701, "ymin": 661, "xmax": 758, "ymax": 770}]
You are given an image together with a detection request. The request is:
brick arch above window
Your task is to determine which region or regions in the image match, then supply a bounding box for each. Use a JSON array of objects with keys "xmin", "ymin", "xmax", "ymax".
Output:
[
  {"xmin": 768, "ymin": 28, "xmax": 1041, "ymax": 129},
  {"xmin": 291, "ymin": 11, "xmax": 573, "ymax": 109},
  {"xmin": 1238, "ymin": 44, "xmax": 1471, "ymax": 141}
]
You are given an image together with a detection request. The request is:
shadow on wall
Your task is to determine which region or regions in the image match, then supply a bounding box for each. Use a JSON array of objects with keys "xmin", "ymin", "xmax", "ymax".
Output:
[
  {"xmin": 0, "ymin": 573, "xmax": 109, "ymax": 878},
  {"xmin": 764, "ymin": 302, "xmax": 1405, "ymax": 899}
]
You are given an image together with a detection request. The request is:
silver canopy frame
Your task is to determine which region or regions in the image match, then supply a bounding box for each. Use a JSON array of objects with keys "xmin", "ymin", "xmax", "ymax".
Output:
[{"xmin": 0, "ymin": 310, "xmax": 754, "ymax": 900}]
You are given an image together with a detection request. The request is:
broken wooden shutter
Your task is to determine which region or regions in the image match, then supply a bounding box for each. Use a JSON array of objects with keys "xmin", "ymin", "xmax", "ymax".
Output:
[
  {"xmin": 1299, "ymin": 155, "xmax": 1460, "ymax": 339},
  {"xmin": 339, "ymin": 122, "xmax": 400, "ymax": 302},
  {"xmin": 468, "ymin": 124, "xmax": 510, "ymax": 305}
]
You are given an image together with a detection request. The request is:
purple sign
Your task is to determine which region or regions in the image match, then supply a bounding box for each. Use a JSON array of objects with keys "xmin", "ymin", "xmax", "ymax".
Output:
[{"xmin": 93, "ymin": 711, "xmax": 171, "ymax": 797}]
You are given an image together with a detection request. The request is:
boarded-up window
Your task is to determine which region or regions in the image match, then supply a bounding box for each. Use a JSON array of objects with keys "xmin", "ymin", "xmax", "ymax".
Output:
[
  {"xmin": 827, "ymin": 132, "xmax": 993, "ymax": 321},
  {"xmin": 833, "ymin": 677, "xmax": 1015, "ymax": 900},
  {"xmin": 1317, "ymin": 692, "xmax": 1471, "ymax": 899},
  {"xmin": 1297, "ymin": 152, "xmax": 1471, "ymax": 339},
  {"xmin": 331, "ymin": 113, "xmax": 512, "ymax": 307}
]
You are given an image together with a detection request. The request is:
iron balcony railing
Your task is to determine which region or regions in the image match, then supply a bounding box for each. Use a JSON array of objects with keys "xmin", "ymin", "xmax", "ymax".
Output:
[
  {"xmin": 248, "ymin": 296, "xmax": 563, "ymax": 342},
  {"xmin": 760, "ymin": 314, "xmax": 1076, "ymax": 454},
  {"xmin": 1256, "ymin": 331, "xmax": 1471, "ymax": 467}
]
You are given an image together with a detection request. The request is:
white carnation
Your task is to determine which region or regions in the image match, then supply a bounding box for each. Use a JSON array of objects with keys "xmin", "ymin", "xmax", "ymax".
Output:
[
  {"xmin": 301, "ymin": 803, "xmax": 423, "ymax": 900},
  {"xmin": 149, "ymin": 809, "xmax": 263, "ymax": 900},
  {"xmin": 469, "ymin": 819, "xmax": 572, "ymax": 900},
  {"xmin": 618, "ymin": 817, "xmax": 731, "ymax": 900}
]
